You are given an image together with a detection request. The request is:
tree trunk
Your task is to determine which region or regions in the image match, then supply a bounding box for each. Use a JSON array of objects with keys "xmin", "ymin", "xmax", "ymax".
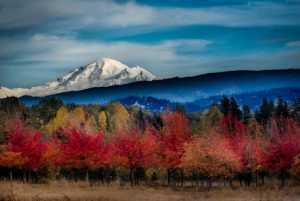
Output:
[
  {"xmin": 71, "ymin": 169, "xmax": 74, "ymax": 181},
  {"xmin": 229, "ymin": 177, "xmax": 233, "ymax": 187},
  {"xmin": 85, "ymin": 168, "xmax": 89, "ymax": 183},
  {"xmin": 261, "ymin": 176, "xmax": 265, "ymax": 185},
  {"xmin": 23, "ymin": 171, "xmax": 27, "ymax": 183},
  {"xmin": 180, "ymin": 169, "xmax": 184, "ymax": 187},
  {"xmin": 28, "ymin": 170, "xmax": 31, "ymax": 183},
  {"xmin": 9, "ymin": 170, "xmax": 13, "ymax": 182},
  {"xmin": 134, "ymin": 169, "xmax": 138, "ymax": 185},
  {"xmin": 255, "ymin": 170, "xmax": 258, "ymax": 187},
  {"xmin": 206, "ymin": 177, "xmax": 212, "ymax": 189},
  {"xmin": 280, "ymin": 169, "xmax": 285, "ymax": 188},
  {"xmin": 167, "ymin": 169, "xmax": 171, "ymax": 186},
  {"xmin": 196, "ymin": 172, "xmax": 200, "ymax": 187},
  {"xmin": 130, "ymin": 168, "xmax": 134, "ymax": 186}
]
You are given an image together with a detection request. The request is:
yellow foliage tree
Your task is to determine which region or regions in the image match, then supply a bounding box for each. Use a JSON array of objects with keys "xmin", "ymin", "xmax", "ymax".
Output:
[
  {"xmin": 46, "ymin": 106, "xmax": 69, "ymax": 134},
  {"xmin": 247, "ymin": 117, "xmax": 264, "ymax": 137},
  {"xmin": 69, "ymin": 107, "xmax": 86, "ymax": 127},
  {"xmin": 86, "ymin": 115, "xmax": 98, "ymax": 134},
  {"xmin": 98, "ymin": 111, "xmax": 107, "ymax": 132},
  {"xmin": 46, "ymin": 105, "xmax": 101, "ymax": 135},
  {"xmin": 202, "ymin": 105, "xmax": 223, "ymax": 132},
  {"xmin": 107, "ymin": 102, "xmax": 131, "ymax": 132}
]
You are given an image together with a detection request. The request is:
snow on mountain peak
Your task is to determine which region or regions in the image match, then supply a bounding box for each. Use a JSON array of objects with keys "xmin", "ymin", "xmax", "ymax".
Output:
[{"xmin": 0, "ymin": 58, "xmax": 156, "ymax": 98}]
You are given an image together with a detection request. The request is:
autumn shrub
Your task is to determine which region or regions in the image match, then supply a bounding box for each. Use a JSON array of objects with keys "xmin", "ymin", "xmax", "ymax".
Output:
[
  {"xmin": 291, "ymin": 155, "xmax": 300, "ymax": 180},
  {"xmin": 116, "ymin": 167, "xmax": 130, "ymax": 182},
  {"xmin": 145, "ymin": 168, "xmax": 158, "ymax": 182}
]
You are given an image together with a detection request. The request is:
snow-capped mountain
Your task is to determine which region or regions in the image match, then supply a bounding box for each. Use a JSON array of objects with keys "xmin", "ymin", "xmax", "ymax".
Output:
[{"xmin": 0, "ymin": 58, "xmax": 156, "ymax": 98}]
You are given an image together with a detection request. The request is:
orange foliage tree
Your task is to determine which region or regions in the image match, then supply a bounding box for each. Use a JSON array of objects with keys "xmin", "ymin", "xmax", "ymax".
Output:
[
  {"xmin": 0, "ymin": 150, "xmax": 27, "ymax": 181},
  {"xmin": 181, "ymin": 132, "xmax": 240, "ymax": 187}
]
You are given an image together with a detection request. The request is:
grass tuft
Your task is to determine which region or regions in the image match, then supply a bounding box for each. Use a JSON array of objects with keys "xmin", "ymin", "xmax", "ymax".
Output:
[{"xmin": 0, "ymin": 180, "xmax": 299, "ymax": 201}]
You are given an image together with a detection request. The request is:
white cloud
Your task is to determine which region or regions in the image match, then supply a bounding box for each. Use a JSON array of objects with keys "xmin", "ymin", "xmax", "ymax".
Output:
[
  {"xmin": 0, "ymin": 34, "xmax": 212, "ymax": 80},
  {"xmin": 102, "ymin": 1, "xmax": 155, "ymax": 27},
  {"xmin": 286, "ymin": 40, "xmax": 300, "ymax": 47},
  {"xmin": 0, "ymin": 0, "xmax": 299, "ymax": 31},
  {"xmin": 1, "ymin": 33, "xmax": 299, "ymax": 88}
]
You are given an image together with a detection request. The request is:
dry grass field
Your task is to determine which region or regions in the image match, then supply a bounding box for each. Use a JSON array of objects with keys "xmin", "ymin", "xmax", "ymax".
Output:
[{"xmin": 0, "ymin": 180, "xmax": 300, "ymax": 201}]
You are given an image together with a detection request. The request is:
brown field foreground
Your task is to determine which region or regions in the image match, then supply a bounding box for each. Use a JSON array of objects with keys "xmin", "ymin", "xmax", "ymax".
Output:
[{"xmin": 0, "ymin": 181, "xmax": 300, "ymax": 201}]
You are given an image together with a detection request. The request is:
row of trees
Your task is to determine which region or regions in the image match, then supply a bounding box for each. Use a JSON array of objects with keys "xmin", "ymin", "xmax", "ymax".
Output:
[{"xmin": 0, "ymin": 97, "xmax": 300, "ymax": 188}]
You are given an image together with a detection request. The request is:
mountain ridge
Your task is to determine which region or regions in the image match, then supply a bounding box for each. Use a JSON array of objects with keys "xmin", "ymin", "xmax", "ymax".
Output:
[
  {"xmin": 0, "ymin": 58, "xmax": 156, "ymax": 98},
  {"xmin": 14, "ymin": 69, "xmax": 300, "ymax": 108},
  {"xmin": 114, "ymin": 87, "xmax": 300, "ymax": 112}
]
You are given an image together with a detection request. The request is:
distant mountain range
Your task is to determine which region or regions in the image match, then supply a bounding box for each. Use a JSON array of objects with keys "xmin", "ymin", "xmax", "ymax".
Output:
[
  {"xmin": 0, "ymin": 58, "xmax": 155, "ymax": 98},
  {"xmin": 116, "ymin": 87, "xmax": 300, "ymax": 112},
  {"xmin": 14, "ymin": 69, "xmax": 300, "ymax": 112}
]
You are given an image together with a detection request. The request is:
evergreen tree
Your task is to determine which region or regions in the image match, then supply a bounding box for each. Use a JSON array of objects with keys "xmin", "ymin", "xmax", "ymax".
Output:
[
  {"xmin": 242, "ymin": 105, "xmax": 251, "ymax": 124},
  {"xmin": 275, "ymin": 97, "xmax": 289, "ymax": 118},
  {"xmin": 136, "ymin": 109, "xmax": 146, "ymax": 131},
  {"xmin": 0, "ymin": 96, "xmax": 25, "ymax": 118},
  {"xmin": 31, "ymin": 98, "xmax": 64, "ymax": 126},
  {"xmin": 256, "ymin": 98, "xmax": 274, "ymax": 127},
  {"xmin": 230, "ymin": 97, "xmax": 242, "ymax": 120},
  {"xmin": 175, "ymin": 103, "xmax": 186, "ymax": 115},
  {"xmin": 220, "ymin": 96, "xmax": 241, "ymax": 120},
  {"xmin": 292, "ymin": 98, "xmax": 300, "ymax": 125},
  {"xmin": 220, "ymin": 96, "xmax": 231, "ymax": 115}
]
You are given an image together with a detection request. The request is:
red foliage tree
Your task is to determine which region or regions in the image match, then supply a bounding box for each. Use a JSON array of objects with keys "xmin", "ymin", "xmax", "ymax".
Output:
[
  {"xmin": 140, "ymin": 124, "xmax": 159, "ymax": 168},
  {"xmin": 109, "ymin": 128, "xmax": 144, "ymax": 184},
  {"xmin": 220, "ymin": 114, "xmax": 246, "ymax": 138},
  {"xmin": 42, "ymin": 139, "xmax": 60, "ymax": 168},
  {"xmin": 57, "ymin": 129, "xmax": 107, "ymax": 181},
  {"xmin": 6, "ymin": 118, "xmax": 47, "ymax": 171},
  {"xmin": 158, "ymin": 111, "xmax": 191, "ymax": 184},
  {"xmin": 262, "ymin": 133, "xmax": 300, "ymax": 187},
  {"xmin": 220, "ymin": 115, "xmax": 268, "ymax": 186},
  {"xmin": 109, "ymin": 125, "xmax": 160, "ymax": 184}
]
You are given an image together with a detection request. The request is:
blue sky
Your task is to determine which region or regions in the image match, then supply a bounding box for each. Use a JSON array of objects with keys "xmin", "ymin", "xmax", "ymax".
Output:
[{"xmin": 0, "ymin": 0, "xmax": 300, "ymax": 88}]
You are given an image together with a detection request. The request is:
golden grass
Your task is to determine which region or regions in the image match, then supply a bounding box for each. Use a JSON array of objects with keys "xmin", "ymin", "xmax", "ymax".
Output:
[{"xmin": 0, "ymin": 180, "xmax": 299, "ymax": 201}]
